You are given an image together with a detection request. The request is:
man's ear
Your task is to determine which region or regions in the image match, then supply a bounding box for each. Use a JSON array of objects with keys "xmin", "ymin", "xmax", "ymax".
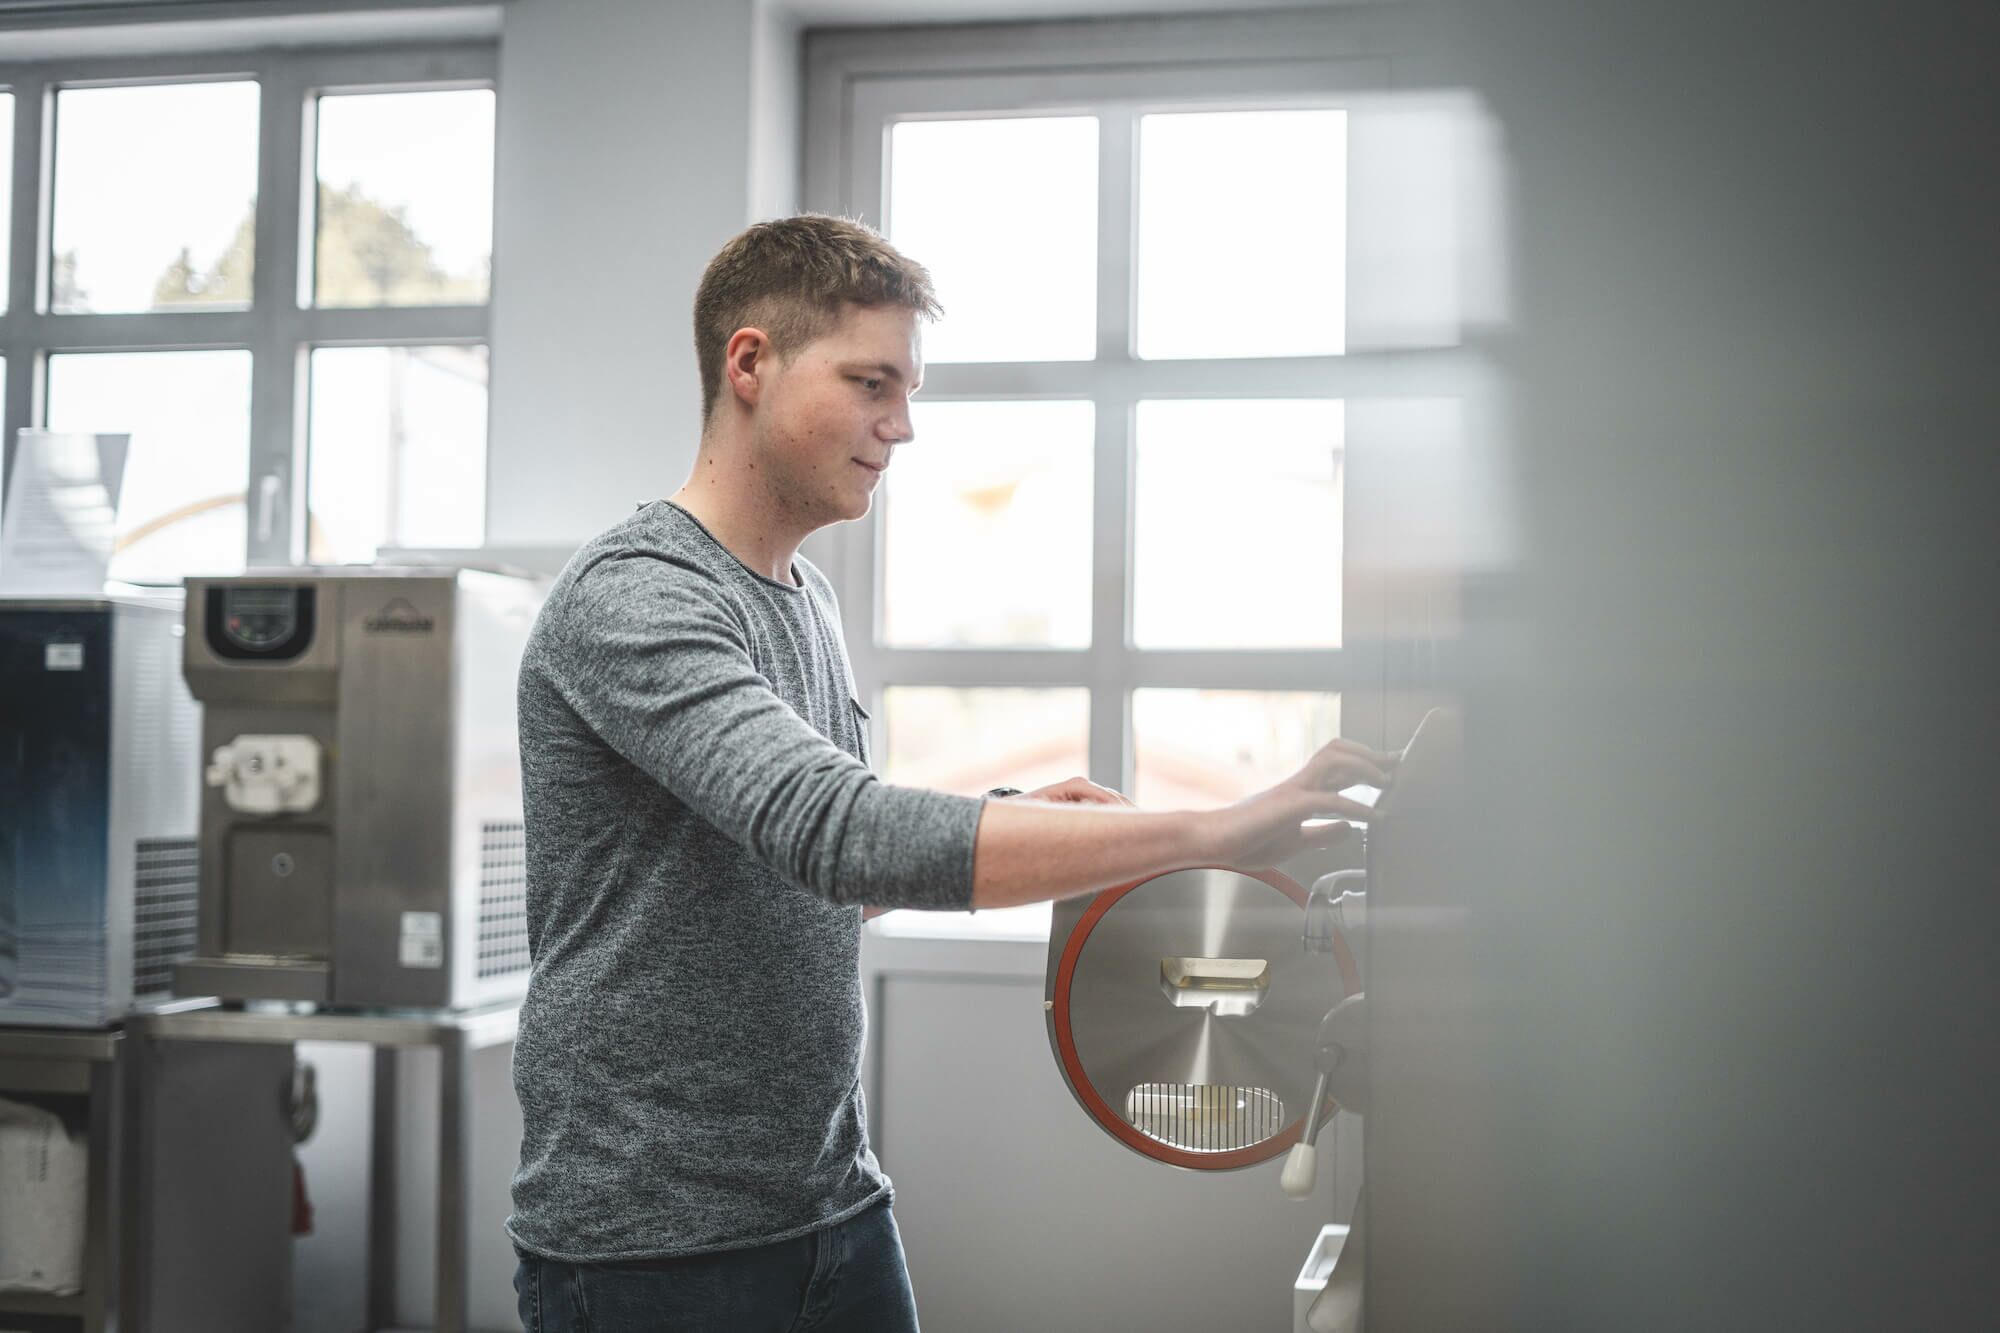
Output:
[{"xmin": 725, "ymin": 327, "xmax": 772, "ymax": 407}]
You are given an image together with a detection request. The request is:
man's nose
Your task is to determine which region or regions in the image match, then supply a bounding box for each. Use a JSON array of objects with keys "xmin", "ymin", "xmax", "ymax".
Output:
[{"xmin": 879, "ymin": 408, "xmax": 914, "ymax": 444}]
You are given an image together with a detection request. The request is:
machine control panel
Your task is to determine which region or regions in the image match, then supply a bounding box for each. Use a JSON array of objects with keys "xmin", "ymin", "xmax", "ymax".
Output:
[{"xmin": 206, "ymin": 585, "xmax": 316, "ymax": 661}]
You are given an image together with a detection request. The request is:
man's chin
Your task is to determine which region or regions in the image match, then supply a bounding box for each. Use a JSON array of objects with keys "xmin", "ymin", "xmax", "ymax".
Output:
[{"xmin": 805, "ymin": 499, "xmax": 871, "ymax": 532}]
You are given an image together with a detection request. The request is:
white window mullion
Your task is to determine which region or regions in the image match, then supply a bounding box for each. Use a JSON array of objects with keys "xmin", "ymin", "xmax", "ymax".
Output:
[
  {"xmin": 248, "ymin": 54, "xmax": 305, "ymax": 566},
  {"xmin": 1089, "ymin": 109, "xmax": 1136, "ymax": 790},
  {"xmin": 915, "ymin": 351, "xmax": 1463, "ymax": 403}
]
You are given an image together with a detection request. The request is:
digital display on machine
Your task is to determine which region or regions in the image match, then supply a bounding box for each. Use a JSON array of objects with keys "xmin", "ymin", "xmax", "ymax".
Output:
[
  {"xmin": 223, "ymin": 588, "xmax": 300, "ymax": 648},
  {"xmin": 205, "ymin": 585, "xmax": 316, "ymax": 661}
]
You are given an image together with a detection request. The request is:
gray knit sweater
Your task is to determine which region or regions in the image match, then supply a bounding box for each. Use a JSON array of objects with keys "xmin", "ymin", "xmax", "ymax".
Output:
[{"xmin": 506, "ymin": 500, "xmax": 983, "ymax": 1262}]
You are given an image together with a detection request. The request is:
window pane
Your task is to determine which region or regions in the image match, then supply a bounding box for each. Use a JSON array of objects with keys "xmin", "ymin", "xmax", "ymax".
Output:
[
  {"xmin": 46, "ymin": 351, "xmax": 252, "ymax": 584},
  {"xmin": 1131, "ymin": 689, "xmax": 1341, "ymax": 809},
  {"xmin": 307, "ymin": 346, "xmax": 489, "ymax": 565},
  {"xmin": 1133, "ymin": 400, "xmax": 1342, "ymax": 649},
  {"xmin": 888, "ymin": 117, "xmax": 1097, "ymax": 363},
  {"xmin": 876, "ymin": 686, "xmax": 1089, "ymax": 940},
  {"xmin": 1136, "ymin": 110, "xmax": 1346, "ymax": 359},
  {"xmin": 51, "ymin": 81, "xmax": 259, "ymax": 314},
  {"xmin": 0, "ymin": 93, "xmax": 14, "ymax": 313},
  {"xmin": 884, "ymin": 401, "xmax": 1093, "ymax": 648},
  {"xmin": 314, "ymin": 89, "xmax": 495, "ymax": 307}
]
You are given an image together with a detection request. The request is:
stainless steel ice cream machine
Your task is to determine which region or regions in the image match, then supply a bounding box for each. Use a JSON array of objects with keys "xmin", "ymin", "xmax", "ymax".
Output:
[
  {"xmin": 1043, "ymin": 711, "xmax": 1458, "ymax": 1331},
  {"xmin": 173, "ymin": 569, "xmax": 543, "ymax": 1010},
  {"xmin": 1043, "ymin": 713, "xmax": 1459, "ymax": 1168}
]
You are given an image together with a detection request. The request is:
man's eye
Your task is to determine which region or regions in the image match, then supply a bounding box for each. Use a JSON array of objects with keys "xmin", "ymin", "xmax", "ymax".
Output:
[{"xmin": 858, "ymin": 378, "xmax": 882, "ymax": 392}]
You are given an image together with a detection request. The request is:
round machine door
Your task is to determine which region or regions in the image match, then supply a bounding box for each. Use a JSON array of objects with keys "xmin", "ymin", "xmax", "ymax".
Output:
[{"xmin": 1047, "ymin": 866, "xmax": 1360, "ymax": 1169}]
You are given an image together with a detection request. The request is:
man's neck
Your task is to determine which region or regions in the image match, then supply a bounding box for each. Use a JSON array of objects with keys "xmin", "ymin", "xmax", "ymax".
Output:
[{"xmin": 668, "ymin": 444, "xmax": 809, "ymax": 586}]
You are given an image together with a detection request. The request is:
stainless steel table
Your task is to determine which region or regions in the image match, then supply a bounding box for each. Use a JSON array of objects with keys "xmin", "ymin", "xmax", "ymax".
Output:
[{"xmin": 134, "ymin": 1001, "xmax": 519, "ymax": 1333}]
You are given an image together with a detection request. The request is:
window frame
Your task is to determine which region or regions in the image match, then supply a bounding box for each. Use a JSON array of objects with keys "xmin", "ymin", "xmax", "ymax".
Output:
[
  {"xmin": 0, "ymin": 40, "xmax": 496, "ymax": 569},
  {"xmin": 808, "ymin": 14, "xmax": 1509, "ymax": 942}
]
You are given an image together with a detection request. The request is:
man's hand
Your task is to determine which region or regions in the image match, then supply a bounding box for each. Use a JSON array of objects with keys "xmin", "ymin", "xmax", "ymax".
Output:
[
  {"xmin": 1198, "ymin": 737, "xmax": 1398, "ymax": 870},
  {"xmin": 1022, "ymin": 776, "xmax": 1135, "ymax": 808},
  {"xmin": 968, "ymin": 739, "xmax": 1398, "ymax": 911}
]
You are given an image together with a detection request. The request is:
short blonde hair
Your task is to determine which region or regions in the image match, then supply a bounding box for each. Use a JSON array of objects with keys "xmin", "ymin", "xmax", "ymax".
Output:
[{"xmin": 693, "ymin": 214, "xmax": 942, "ymax": 424}]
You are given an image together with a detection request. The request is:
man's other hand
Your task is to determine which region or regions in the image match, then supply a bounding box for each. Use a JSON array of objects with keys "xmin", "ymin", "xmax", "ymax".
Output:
[{"xmin": 1022, "ymin": 776, "xmax": 1135, "ymax": 808}]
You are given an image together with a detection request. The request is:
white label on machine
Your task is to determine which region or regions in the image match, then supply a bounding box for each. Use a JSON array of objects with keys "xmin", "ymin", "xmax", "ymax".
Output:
[
  {"xmin": 399, "ymin": 911, "xmax": 444, "ymax": 968},
  {"xmin": 44, "ymin": 642, "xmax": 83, "ymax": 671}
]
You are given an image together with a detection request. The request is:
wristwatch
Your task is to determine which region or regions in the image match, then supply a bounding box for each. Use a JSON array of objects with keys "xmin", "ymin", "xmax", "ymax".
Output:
[{"xmin": 985, "ymin": 786, "xmax": 1024, "ymax": 799}]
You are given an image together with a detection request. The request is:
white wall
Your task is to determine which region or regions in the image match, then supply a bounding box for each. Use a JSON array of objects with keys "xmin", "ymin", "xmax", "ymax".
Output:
[
  {"xmin": 751, "ymin": 2, "xmax": 804, "ymax": 222},
  {"xmin": 484, "ymin": 0, "xmax": 784, "ymax": 551}
]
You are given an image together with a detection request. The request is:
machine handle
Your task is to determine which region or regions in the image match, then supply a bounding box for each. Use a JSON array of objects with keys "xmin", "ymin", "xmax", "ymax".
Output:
[
  {"xmin": 1283, "ymin": 1063, "xmax": 1339, "ymax": 1198},
  {"xmin": 1281, "ymin": 1142, "xmax": 1319, "ymax": 1199}
]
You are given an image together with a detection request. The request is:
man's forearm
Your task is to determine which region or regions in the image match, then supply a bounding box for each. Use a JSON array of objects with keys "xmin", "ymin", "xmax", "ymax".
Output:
[{"xmin": 969, "ymin": 798, "xmax": 1208, "ymax": 910}]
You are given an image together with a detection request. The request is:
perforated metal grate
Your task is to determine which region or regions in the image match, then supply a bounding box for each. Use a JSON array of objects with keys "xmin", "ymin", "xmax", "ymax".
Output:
[
  {"xmin": 1123, "ymin": 1083, "xmax": 1286, "ymax": 1153},
  {"xmin": 476, "ymin": 820, "xmax": 531, "ymax": 979},
  {"xmin": 133, "ymin": 838, "xmax": 199, "ymax": 997}
]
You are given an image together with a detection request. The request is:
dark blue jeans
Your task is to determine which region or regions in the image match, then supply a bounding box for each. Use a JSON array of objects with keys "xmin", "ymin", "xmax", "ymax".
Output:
[{"xmin": 514, "ymin": 1199, "xmax": 921, "ymax": 1333}]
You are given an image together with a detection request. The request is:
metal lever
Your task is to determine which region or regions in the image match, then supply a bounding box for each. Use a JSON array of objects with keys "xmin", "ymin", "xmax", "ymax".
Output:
[
  {"xmin": 1282, "ymin": 993, "xmax": 1370, "ymax": 1197},
  {"xmin": 1287, "ymin": 870, "xmax": 1369, "ymax": 1197}
]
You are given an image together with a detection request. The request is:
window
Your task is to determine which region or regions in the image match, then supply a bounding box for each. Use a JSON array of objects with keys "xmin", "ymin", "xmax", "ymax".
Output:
[
  {"xmin": 312, "ymin": 88, "xmax": 495, "ymax": 308},
  {"xmin": 0, "ymin": 45, "xmax": 495, "ymax": 583},
  {"xmin": 883, "ymin": 400, "xmax": 1095, "ymax": 649},
  {"xmin": 1131, "ymin": 399, "xmax": 1344, "ymax": 650},
  {"xmin": 1135, "ymin": 109, "xmax": 1347, "ymax": 360},
  {"xmin": 306, "ymin": 344, "xmax": 490, "ymax": 565},
  {"xmin": 809, "ymin": 17, "xmax": 1499, "ymax": 940},
  {"xmin": 51, "ymin": 80, "xmax": 261, "ymax": 315},
  {"xmin": 886, "ymin": 117, "xmax": 1097, "ymax": 364},
  {"xmin": 46, "ymin": 350, "xmax": 252, "ymax": 583}
]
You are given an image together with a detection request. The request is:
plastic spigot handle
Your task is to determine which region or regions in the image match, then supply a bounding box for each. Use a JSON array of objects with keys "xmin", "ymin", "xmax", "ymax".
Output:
[{"xmin": 1281, "ymin": 1142, "xmax": 1318, "ymax": 1198}]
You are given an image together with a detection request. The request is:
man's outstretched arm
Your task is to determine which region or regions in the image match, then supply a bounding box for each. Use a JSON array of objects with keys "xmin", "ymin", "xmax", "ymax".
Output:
[{"xmin": 968, "ymin": 737, "xmax": 1394, "ymax": 911}]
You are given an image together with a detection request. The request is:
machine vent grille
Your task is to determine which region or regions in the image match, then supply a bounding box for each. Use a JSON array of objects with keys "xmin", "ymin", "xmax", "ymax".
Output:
[
  {"xmin": 476, "ymin": 821, "xmax": 531, "ymax": 979},
  {"xmin": 133, "ymin": 838, "xmax": 199, "ymax": 997},
  {"xmin": 1123, "ymin": 1083, "xmax": 1286, "ymax": 1154}
]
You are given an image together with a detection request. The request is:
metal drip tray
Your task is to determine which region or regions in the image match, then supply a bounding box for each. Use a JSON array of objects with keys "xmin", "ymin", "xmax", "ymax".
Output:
[{"xmin": 1046, "ymin": 866, "xmax": 1358, "ymax": 1169}]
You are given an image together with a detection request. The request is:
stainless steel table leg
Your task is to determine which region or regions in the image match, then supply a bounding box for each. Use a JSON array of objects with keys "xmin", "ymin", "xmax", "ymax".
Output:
[
  {"xmin": 368, "ymin": 1046, "xmax": 399, "ymax": 1333},
  {"xmin": 436, "ymin": 1027, "xmax": 471, "ymax": 1333}
]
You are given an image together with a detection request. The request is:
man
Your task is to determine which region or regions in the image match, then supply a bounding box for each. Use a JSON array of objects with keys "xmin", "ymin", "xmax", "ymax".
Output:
[{"xmin": 507, "ymin": 214, "xmax": 1390, "ymax": 1332}]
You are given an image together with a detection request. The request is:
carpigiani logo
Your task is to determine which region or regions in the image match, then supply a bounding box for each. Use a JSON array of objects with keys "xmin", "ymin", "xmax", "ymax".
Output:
[{"xmin": 363, "ymin": 597, "xmax": 436, "ymax": 634}]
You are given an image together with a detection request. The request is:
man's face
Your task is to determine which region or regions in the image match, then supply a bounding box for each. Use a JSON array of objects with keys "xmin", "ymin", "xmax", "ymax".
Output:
[{"xmin": 752, "ymin": 302, "xmax": 922, "ymax": 527}]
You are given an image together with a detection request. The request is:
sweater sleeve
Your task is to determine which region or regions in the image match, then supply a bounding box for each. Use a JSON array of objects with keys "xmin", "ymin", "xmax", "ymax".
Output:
[{"xmin": 539, "ymin": 550, "xmax": 980, "ymax": 910}]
